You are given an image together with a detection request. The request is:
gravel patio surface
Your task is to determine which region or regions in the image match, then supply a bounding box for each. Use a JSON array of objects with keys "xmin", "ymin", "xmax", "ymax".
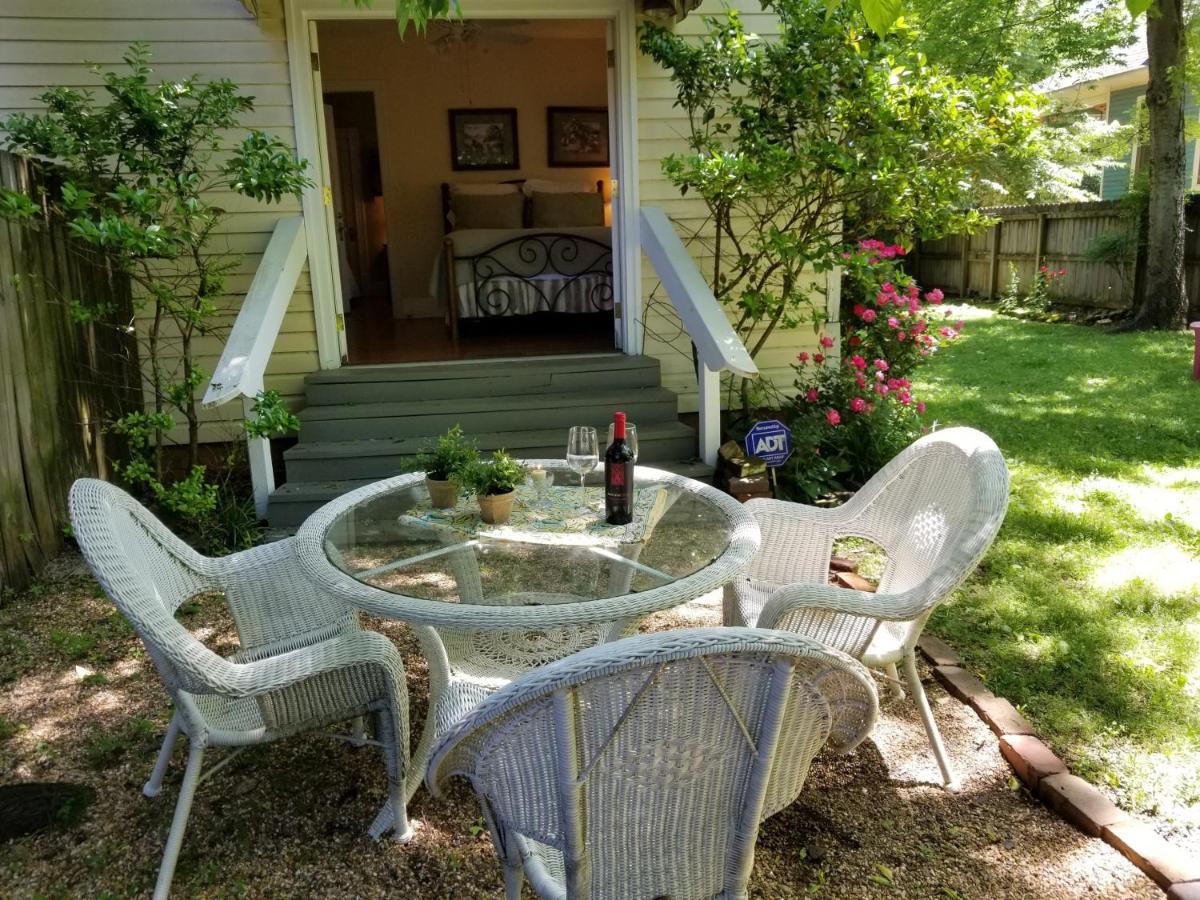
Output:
[{"xmin": 0, "ymin": 551, "xmax": 1160, "ymax": 898}]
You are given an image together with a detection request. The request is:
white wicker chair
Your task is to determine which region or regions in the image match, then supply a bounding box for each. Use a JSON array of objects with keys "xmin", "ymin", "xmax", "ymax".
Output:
[
  {"xmin": 723, "ymin": 427, "xmax": 1008, "ymax": 790},
  {"xmin": 427, "ymin": 627, "xmax": 878, "ymax": 900},
  {"xmin": 68, "ymin": 479, "xmax": 412, "ymax": 900}
]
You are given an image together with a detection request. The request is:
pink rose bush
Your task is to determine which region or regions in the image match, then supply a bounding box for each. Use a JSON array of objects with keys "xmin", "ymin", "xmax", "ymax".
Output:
[{"xmin": 779, "ymin": 238, "xmax": 964, "ymax": 500}]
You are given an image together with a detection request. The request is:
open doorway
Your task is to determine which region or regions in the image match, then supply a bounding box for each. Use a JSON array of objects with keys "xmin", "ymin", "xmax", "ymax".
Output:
[{"xmin": 317, "ymin": 19, "xmax": 618, "ymax": 365}]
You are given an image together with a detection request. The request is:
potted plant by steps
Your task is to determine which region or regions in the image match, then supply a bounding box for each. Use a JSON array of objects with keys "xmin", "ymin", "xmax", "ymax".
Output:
[
  {"xmin": 417, "ymin": 425, "xmax": 479, "ymax": 508},
  {"xmin": 466, "ymin": 450, "xmax": 526, "ymax": 525}
]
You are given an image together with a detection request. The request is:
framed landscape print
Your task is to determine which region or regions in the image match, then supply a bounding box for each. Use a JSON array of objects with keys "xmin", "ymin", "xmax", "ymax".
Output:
[
  {"xmin": 449, "ymin": 108, "xmax": 520, "ymax": 171},
  {"xmin": 547, "ymin": 107, "xmax": 609, "ymax": 167}
]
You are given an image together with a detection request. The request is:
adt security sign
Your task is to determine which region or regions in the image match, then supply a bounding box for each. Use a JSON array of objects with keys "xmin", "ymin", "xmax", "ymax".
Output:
[{"xmin": 745, "ymin": 419, "xmax": 793, "ymax": 468}]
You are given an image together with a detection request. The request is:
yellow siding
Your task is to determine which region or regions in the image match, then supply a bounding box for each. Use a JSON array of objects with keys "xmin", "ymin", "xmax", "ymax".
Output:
[
  {"xmin": 0, "ymin": 0, "xmax": 317, "ymax": 445},
  {"xmin": 635, "ymin": 0, "xmax": 828, "ymax": 411}
]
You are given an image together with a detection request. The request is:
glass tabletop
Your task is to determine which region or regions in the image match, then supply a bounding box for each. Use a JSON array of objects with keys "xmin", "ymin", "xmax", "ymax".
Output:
[{"xmin": 322, "ymin": 467, "xmax": 735, "ymax": 606}]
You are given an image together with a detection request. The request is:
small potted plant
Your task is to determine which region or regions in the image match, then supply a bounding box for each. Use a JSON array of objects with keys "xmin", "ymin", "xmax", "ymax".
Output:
[
  {"xmin": 416, "ymin": 425, "xmax": 478, "ymax": 508},
  {"xmin": 465, "ymin": 449, "xmax": 526, "ymax": 525}
]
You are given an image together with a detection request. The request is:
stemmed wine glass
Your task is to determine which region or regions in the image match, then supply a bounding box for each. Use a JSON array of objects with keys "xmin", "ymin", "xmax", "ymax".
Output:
[
  {"xmin": 607, "ymin": 421, "xmax": 639, "ymax": 463},
  {"xmin": 566, "ymin": 426, "xmax": 599, "ymax": 507}
]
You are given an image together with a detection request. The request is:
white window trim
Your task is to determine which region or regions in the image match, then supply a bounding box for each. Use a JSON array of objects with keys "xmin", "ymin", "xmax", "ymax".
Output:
[{"xmin": 283, "ymin": 0, "xmax": 643, "ymax": 369}]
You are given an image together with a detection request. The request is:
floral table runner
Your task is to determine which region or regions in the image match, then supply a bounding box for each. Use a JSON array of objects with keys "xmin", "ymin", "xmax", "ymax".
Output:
[{"xmin": 400, "ymin": 482, "xmax": 671, "ymax": 549}]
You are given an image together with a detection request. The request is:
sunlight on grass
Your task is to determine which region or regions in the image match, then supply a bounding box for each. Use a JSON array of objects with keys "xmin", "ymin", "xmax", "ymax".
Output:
[
  {"xmin": 915, "ymin": 305, "xmax": 1200, "ymax": 840},
  {"xmin": 1092, "ymin": 544, "xmax": 1200, "ymax": 595}
]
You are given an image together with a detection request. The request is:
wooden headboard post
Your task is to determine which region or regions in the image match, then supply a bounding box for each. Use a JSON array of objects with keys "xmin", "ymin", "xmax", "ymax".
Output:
[{"xmin": 443, "ymin": 234, "xmax": 460, "ymax": 346}]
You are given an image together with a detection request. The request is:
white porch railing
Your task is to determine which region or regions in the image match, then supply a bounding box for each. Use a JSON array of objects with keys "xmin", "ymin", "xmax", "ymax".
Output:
[
  {"xmin": 202, "ymin": 215, "xmax": 307, "ymax": 518},
  {"xmin": 639, "ymin": 206, "xmax": 758, "ymax": 466}
]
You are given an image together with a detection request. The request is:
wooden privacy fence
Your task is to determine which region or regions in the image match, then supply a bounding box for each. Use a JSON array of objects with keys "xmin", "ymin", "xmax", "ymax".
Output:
[
  {"xmin": 0, "ymin": 150, "xmax": 138, "ymax": 591},
  {"xmin": 910, "ymin": 200, "xmax": 1152, "ymax": 313}
]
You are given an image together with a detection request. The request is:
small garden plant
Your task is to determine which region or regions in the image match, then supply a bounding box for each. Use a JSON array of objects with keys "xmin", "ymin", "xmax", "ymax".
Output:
[
  {"xmin": 779, "ymin": 239, "xmax": 962, "ymax": 501},
  {"xmin": 417, "ymin": 425, "xmax": 479, "ymax": 482},
  {"xmin": 465, "ymin": 450, "xmax": 526, "ymax": 497}
]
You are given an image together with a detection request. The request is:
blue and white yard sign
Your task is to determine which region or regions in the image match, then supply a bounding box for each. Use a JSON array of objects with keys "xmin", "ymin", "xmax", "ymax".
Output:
[{"xmin": 745, "ymin": 419, "xmax": 793, "ymax": 468}]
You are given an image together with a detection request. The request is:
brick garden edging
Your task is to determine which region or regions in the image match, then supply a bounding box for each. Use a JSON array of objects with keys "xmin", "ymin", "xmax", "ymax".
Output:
[{"xmin": 916, "ymin": 634, "xmax": 1200, "ymax": 896}]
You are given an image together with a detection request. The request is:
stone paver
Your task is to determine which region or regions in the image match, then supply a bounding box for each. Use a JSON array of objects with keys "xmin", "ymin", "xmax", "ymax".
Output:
[
  {"xmin": 998, "ymin": 734, "xmax": 1068, "ymax": 787},
  {"xmin": 1103, "ymin": 819, "xmax": 1200, "ymax": 890},
  {"xmin": 1039, "ymin": 773, "xmax": 1131, "ymax": 838}
]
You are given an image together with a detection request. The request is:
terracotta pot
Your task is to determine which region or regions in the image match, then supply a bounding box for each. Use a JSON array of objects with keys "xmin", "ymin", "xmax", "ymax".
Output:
[
  {"xmin": 425, "ymin": 476, "xmax": 460, "ymax": 509},
  {"xmin": 477, "ymin": 490, "xmax": 516, "ymax": 525}
]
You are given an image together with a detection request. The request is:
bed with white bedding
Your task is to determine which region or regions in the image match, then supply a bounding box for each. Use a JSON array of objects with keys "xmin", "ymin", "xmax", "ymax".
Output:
[{"xmin": 431, "ymin": 225, "xmax": 613, "ymax": 329}]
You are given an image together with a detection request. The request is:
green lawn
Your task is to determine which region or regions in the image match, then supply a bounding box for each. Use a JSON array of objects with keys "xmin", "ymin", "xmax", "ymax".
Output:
[{"xmin": 915, "ymin": 305, "xmax": 1200, "ymax": 843}]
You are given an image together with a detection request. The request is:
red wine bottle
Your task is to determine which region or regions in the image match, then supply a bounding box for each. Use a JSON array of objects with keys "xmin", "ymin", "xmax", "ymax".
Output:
[{"xmin": 605, "ymin": 411, "xmax": 634, "ymax": 525}]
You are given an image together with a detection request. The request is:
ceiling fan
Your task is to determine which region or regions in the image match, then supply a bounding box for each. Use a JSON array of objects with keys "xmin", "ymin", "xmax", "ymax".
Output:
[{"xmin": 426, "ymin": 20, "xmax": 534, "ymax": 53}]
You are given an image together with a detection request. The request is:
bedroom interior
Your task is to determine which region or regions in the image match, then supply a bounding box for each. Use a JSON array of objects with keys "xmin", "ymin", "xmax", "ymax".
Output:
[{"xmin": 317, "ymin": 18, "xmax": 616, "ymax": 365}]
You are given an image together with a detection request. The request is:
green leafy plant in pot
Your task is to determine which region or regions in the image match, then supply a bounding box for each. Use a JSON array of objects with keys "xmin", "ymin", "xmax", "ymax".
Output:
[
  {"xmin": 465, "ymin": 450, "xmax": 526, "ymax": 525},
  {"xmin": 417, "ymin": 425, "xmax": 479, "ymax": 508}
]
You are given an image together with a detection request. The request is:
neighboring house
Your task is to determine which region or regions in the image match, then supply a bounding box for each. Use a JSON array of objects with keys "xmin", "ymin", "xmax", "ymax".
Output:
[
  {"xmin": 1046, "ymin": 26, "xmax": 1200, "ymax": 200},
  {"xmin": 1, "ymin": 0, "xmax": 829, "ymax": 524}
]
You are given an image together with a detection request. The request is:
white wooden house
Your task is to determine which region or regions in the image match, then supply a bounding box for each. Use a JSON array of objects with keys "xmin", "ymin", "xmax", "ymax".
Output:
[{"xmin": 1, "ymin": 0, "xmax": 834, "ymax": 524}]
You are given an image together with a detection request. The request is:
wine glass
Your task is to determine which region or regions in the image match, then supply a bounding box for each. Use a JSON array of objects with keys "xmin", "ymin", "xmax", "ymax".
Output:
[
  {"xmin": 566, "ymin": 426, "xmax": 599, "ymax": 506},
  {"xmin": 607, "ymin": 421, "xmax": 639, "ymax": 463}
]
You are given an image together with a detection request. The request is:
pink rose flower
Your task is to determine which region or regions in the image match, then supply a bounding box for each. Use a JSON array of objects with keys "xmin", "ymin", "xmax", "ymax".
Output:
[
  {"xmin": 826, "ymin": 408, "xmax": 841, "ymax": 426},
  {"xmin": 874, "ymin": 358, "xmax": 889, "ymax": 371},
  {"xmin": 813, "ymin": 353, "xmax": 826, "ymax": 364},
  {"xmin": 925, "ymin": 289, "xmax": 944, "ymax": 304},
  {"xmin": 819, "ymin": 335, "xmax": 835, "ymax": 349},
  {"xmin": 887, "ymin": 316, "xmax": 899, "ymax": 329},
  {"xmin": 861, "ymin": 309, "xmax": 877, "ymax": 323},
  {"xmin": 797, "ymin": 351, "xmax": 810, "ymax": 362},
  {"xmin": 850, "ymin": 397, "xmax": 866, "ymax": 413},
  {"xmin": 897, "ymin": 331, "xmax": 907, "ymax": 341},
  {"xmin": 916, "ymin": 401, "xmax": 927, "ymax": 414},
  {"xmin": 850, "ymin": 354, "xmax": 867, "ymax": 370},
  {"xmin": 806, "ymin": 388, "xmax": 819, "ymax": 402},
  {"xmin": 853, "ymin": 303, "xmax": 866, "ymax": 317}
]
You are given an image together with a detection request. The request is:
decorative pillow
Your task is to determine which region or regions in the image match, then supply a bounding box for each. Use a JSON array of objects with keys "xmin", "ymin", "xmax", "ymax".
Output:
[
  {"xmin": 530, "ymin": 191, "xmax": 605, "ymax": 228},
  {"xmin": 522, "ymin": 178, "xmax": 597, "ymax": 196},
  {"xmin": 450, "ymin": 181, "xmax": 521, "ymax": 196},
  {"xmin": 453, "ymin": 192, "xmax": 525, "ymax": 230}
]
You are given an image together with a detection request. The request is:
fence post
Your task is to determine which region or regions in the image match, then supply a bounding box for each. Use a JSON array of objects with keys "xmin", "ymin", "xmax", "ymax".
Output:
[
  {"xmin": 988, "ymin": 221, "xmax": 1002, "ymax": 299},
  {"xmin": 959, "ymin": 234, "xmax": 970, "ymax": 297},
  {"xmin": 1034, "ymin": 213, "xmax": 1048, "ymax": 271}
]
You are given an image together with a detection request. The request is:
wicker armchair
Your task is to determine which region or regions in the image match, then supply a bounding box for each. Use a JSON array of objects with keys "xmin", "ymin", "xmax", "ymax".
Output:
[
  {"xmin": 723, "ymin": 427, "xmax": 1009, "ymax": 789},
  {"xmin": 68, "ymin": 479, "xmax": 412, "ymax": 900},
  {"xmin": 427, "ymin": 627, "xmax": 878, "ymax": 900}
]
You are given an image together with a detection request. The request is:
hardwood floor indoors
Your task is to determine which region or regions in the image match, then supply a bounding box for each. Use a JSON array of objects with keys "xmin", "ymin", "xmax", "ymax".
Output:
[{"xmin": 344, "ymin": 294, "xmax": 616, "ymax": 364}]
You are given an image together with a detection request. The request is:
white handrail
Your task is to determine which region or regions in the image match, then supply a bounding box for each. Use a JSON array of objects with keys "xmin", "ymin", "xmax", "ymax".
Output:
[
  {"xmin": 639, "ymin": 206, "xmax": 758, "ymax": 466},
  {"xmin": 202, "ymin": 214, "xmax": 307, "ymax": 519},
  {"xmin": 639, "ymin": 206, "xmax": 758, "ymax": 378},
  {"xmin": 203, "ymin": 215, "xmax": 307, "ymax": 408}
]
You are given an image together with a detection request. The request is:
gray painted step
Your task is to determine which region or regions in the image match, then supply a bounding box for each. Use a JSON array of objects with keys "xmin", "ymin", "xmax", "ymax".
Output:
[
  {"xmin": 307, "ymin": 352, "xmax": 641, "ymax": 383},
  {"xmin": 266, "ymin": 456, "xmax": 713, "ymax": 529},
  {"xmin": 304, "ymin": 364, "xmax": 662, "ymax": 408},
  {"xmin": 283, "ymin": 421, "xmax": 697, "ymax": 482},
  {"xmin": 296, "ymin": 387, "xmax": 679, "ymax": 442}
]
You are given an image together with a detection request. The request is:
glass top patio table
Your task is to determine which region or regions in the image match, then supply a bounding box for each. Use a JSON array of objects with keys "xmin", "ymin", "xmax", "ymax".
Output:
[{"xmin": 296, "ymin": 462, "xmax": 761, "ymax": 627}]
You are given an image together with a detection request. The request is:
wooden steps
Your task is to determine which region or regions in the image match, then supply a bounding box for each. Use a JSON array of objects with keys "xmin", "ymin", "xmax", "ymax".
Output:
[{"xmin": 267, "ymin": 354, "xmax": 697, "ymax": 527}]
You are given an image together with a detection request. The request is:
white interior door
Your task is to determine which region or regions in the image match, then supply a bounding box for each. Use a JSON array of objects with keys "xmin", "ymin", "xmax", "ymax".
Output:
[{"xmin": 309, "ymin": 22, "xmax": 349, "ymax": 362}]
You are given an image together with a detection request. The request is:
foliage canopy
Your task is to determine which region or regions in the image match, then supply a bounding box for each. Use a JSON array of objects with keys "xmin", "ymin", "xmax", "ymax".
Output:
[{"xmin": 640, "ymin": 0, "xmax": 1038, "ymax": 378}]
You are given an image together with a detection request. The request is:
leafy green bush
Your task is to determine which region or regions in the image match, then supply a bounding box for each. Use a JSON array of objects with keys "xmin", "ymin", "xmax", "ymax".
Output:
[{"xmin": 0, "ymin": 43, "xmax": 310, "ymax": 552}]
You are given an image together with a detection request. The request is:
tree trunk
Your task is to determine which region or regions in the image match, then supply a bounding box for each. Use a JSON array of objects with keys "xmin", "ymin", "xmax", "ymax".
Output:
[{"xmin": 1135, "ymin": 0, "xmax": 1189, "ymax": 330}]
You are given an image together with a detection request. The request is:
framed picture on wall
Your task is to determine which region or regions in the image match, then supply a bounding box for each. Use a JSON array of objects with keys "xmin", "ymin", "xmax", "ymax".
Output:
[
  {"xmin": 449, "ymin": 108, "xmax": 520, "ymax": 171},
  {"xmin": 547, "ymin": 107, "xmax": 609, "ymax": 167}
]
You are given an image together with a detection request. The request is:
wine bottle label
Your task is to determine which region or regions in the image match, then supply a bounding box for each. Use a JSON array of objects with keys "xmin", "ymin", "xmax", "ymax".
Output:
[{"xmin": 605, "ymin": 459, "xmax": 634, "ymax": 525}]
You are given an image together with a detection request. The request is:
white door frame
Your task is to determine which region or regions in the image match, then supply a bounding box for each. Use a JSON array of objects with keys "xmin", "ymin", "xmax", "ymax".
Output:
[{"xmin": 284, "ymin": 0, "xmax": 643, "ymax": 369}]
